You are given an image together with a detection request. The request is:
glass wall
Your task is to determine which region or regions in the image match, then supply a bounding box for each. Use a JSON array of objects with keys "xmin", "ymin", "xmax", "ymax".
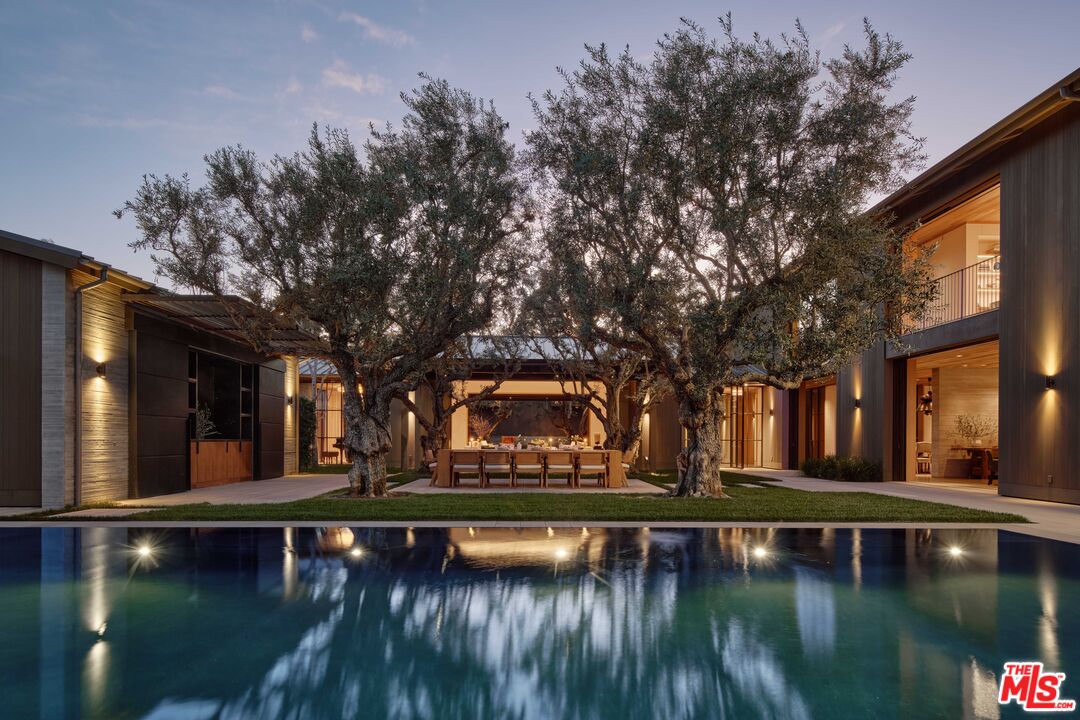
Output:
[{"xmin": 720, "ymin": 384, "xmax": 764, "ymax": 468}]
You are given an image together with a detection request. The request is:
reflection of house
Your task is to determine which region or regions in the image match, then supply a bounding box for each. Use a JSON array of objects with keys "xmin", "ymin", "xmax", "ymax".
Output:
[{"xmin": 0, "ymin": 230, "xmax": 302, "ymax": 508}]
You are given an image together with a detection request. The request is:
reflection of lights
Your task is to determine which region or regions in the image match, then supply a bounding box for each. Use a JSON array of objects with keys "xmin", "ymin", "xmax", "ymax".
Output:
[
  {"xmin": 547, "ymin": 527, "xmax": 554, "ymax": 537},
  {"xmin": 752, "ymin": 546, "xmax": 769, "ymax": 559},
  {"xmin": 349, "ymin": 547, "xmax": 364, "ymax": 559}
]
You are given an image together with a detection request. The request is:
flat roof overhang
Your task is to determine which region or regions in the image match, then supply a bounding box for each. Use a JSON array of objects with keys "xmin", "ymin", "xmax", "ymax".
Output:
[
  {"xmin": 871, "ymin": 67, "xmax": 1080, "ymax": 220},
  {"xmin": 123, "ymin": 292, "xmax": 322, "ymax": 355}
]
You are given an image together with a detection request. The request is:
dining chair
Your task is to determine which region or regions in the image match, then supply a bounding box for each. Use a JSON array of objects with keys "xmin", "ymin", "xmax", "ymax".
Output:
[
  {"xmin": 544, "ymin": 452, "xmax": 575, "ymax": 488},
  {"xmin": 451, "ymin": 450, "xmax": 482, "ymax": 488},
  {"xmin": 512, "ymin": 451, "xmax": 543, "ymax": 487},
  {"xmin": 483, "ymin": 451, "xmax": 513, "ymax": 488},
  {"xmin": 424, "ymin": 448, "xmax": 439, "ymax": 486},
  {"xmin": 577, "ymin": 451, "xmax": 609, "ymax": 488}
]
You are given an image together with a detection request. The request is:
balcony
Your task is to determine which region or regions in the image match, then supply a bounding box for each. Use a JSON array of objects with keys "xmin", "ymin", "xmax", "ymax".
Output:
[{"xmin": 910, "ymin": 255, "xmax": 1000, "ymax": 333}]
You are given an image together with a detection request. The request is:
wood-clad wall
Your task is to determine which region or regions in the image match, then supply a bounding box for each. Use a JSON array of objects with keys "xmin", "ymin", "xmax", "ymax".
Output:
[
  {"xmin": 257, "ymin": 363, "xmax": 286, "ymax": 479},
  {"xmin": 0, "ymin": 249, "xmax": 42, "ymax": 506},
  {"xmin": 999, "ymin": 103, "xmax": 1080, "ymax": 503},
  {"xmin": 74, "ymin": 268, "xmax": 130, "ymax": 503},
  {"xmin": 283, "ymin": 356, "xmax": 299, "ymax": 475},
  {"xmin": 836, "ymin": 344, "xmax": 885, "ymax": 464},
  {"xmin": 132, "ymin": 314, "xmax": 192, "ymax": 497}
]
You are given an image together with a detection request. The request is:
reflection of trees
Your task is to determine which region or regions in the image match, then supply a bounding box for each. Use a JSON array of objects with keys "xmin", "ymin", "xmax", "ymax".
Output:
[
  {"xmin": 130, "ymin": 528, "xmax": 814, "ymax": 719},
  {"xmin": 20, "ymin": 527, "xmax": 1068, "ymax": 719}
]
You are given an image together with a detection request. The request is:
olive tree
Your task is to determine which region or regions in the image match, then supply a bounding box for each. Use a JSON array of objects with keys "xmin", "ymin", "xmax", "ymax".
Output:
[
  {"xmin": 521, "ymin": 279, "xmax": 667, "ymax": 462},
  {"xmin": 528, "ymin": 18, "xmax": 933, "ymax": 496},
  {"xmin": 395, "ymin": 335, "xmax": 521, "ymax": 464},
  {"xmin": 118, "ymin": 78, "xmax": 527, "ymax": 496}
]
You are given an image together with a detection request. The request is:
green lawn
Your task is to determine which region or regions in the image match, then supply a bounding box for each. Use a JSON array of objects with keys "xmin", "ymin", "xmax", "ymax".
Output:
[{"xmin": 99, "ymin": 484, "xmax": 1025, "ymax": 523}]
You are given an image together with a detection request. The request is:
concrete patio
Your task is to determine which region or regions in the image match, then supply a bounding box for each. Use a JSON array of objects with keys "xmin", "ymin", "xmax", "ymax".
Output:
[{"xmin": 756, "ymin": 476, "xmax": 1080, "ymax": 544}]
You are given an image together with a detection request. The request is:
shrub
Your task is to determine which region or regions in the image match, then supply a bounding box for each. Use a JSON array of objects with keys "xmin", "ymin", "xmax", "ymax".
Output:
[
  {"xmin": 800, "ymin": 455, "xmax": 882, "ymax": 482},
  {"xmin": 799, "ymin": 457, "xmax": 823, "ymax": 478}
]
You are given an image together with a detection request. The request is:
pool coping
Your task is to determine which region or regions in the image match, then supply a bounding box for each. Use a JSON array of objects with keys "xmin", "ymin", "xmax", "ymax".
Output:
[{"xmin": 0, "ymin": 520, "xmax": 1071, "ymax": 543}]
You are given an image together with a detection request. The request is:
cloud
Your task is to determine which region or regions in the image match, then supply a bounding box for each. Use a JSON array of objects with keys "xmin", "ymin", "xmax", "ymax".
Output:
[
  {"xmin": 338, "ymin": 12, "xmax": 415, "ymax": 47},
  {"xmin": 301, "ymin": 23, "xmax": 318, "ymax": 43},
  {"xmin": 819, "ymin": 22, "xmax": 846, "ymax": 47},
  {"xmin": 321, "ymin": 60, "xmax": 387, "ymax": 95},
  {"xmin": 74, "ymin": 115, "xmax": 181, "ymax": 130},
  {"xmin": 204, "ymin": 84, "xmax": 239, "ymax": 99}
]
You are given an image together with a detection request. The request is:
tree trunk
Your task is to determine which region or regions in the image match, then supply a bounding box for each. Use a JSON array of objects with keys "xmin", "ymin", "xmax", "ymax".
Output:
[
  {"xmin": 339, "ymin": 367, "xmax": 392, "ymax": 497},
  {"xmin": 672, "ymin": 391, "xmax": 727, "ymax": 497}
]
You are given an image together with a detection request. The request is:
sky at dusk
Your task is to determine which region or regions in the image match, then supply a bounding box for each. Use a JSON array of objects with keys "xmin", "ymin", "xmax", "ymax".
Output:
[{"xmin": 2, "ymin": 0, "xmax": 1078, "ymax": 282}]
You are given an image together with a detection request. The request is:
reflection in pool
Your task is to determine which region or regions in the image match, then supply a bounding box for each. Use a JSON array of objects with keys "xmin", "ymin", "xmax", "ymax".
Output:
[{"xmin": 0, "ymin": 527, "xmax": 1076, "ymax": 719}]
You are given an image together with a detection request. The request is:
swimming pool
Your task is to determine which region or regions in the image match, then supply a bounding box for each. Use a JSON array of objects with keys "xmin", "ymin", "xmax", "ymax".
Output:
[{"xmin": 1, "ymin": 527, "xmax": 1075, "ymax": 719}]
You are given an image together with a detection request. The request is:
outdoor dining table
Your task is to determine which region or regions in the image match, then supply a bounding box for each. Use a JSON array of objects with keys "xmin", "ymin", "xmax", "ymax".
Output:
[{"xmin": 432, "ymin": 448, "xmax": 627, "ymax": 488}]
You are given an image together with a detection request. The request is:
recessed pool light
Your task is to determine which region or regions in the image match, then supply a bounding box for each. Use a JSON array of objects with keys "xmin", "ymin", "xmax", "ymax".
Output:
[
  {"xmin": 137, "ymin": 544, "xmax": 153, "ymax": 558},
  {"xmin": 554, "ymin": 548, "xmax": 569, "ymax": 560},
  {"xmin": 752, "ymin": 546, "xmax": 769, "ymax": 559},
  {"xmin": 948, "ymin": 546, "xmax": 964, "ymax": 557},
  {"xmin": 349, "ymin": 547, "xmax": 364, "ymax": 559}
]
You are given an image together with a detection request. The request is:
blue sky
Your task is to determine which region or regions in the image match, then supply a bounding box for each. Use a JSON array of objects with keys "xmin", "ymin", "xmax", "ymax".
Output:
[{"xmin": 2, "ymin": 0, "xmax": 1078, "ymax": 282}]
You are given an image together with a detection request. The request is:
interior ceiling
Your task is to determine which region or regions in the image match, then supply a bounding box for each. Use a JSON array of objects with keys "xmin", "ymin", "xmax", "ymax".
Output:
[
  {"xmin": 909, "ymin": 185, "xmax": 1000, "ymax": 247},
  {"xmin": 912, "ymin": 340, "xmax": 999, "ymax": 381}
]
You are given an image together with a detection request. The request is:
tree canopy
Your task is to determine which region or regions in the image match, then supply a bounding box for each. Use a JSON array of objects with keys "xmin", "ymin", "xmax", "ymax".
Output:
[{"xmin": 527, "ymin": 17, "xmax": 932, "ymax": 495}]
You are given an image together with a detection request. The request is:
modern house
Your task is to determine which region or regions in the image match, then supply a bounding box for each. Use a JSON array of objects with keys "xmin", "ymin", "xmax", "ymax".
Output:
[
  {"xmin": 302, "ymin": 68, "xmax": 1080, "ymax": 505},
  {"xmin": 813, "ymin": 67, "xmax": 1080, "ymax": 504},
  {"xmin": 4, "ymin": 68, "xmax": 1078, "ymax": 507},
  {"xmin": 0, "ymin": 229, "xmax": 302, "ymax": 509}
]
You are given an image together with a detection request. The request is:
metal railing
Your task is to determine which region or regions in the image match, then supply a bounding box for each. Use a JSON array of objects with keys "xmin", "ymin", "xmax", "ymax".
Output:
[{"xmin": 910, "ymin": 255, "xmax": 1000, "ymax": 333}]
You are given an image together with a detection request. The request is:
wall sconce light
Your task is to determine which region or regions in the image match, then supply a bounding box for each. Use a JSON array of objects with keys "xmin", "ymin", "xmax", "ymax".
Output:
[
  {"xmin": 1045, "ymin": 375, "xmax": 1056, "ymax": 390},
  {"xmin": 95, "ymin": 362, "xmax": 107, "ymax": 379},
  {"xmin": 287, "ymin": 395, "xmax": 295, "ymax": 406},
  {"xmin": 853, "ymin": 398, "xmax": 862, "ymax": 409}
]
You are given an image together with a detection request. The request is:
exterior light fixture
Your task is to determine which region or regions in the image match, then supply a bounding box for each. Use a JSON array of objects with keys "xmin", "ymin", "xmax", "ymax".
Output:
[
  {"xmin": 96, "ymin": 362, "xmax": 107, "ymax": 379},
  {"xmin": 919, "ymin": 389, "xmax": 933, "ymax": 416},
  {"xmin": 287, "ymin": 395, "xmax": 294, "ymax": 406},
  {"xmin": 853, "ymin": 398, "xmax": 862, "ymax": 409},
  {"xmin": 1045, "ymin": 375, "xmax": 1056, "ymax": 390}
]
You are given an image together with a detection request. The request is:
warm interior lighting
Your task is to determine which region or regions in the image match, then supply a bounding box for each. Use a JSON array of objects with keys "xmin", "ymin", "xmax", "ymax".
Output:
[
  {"xmin": 96, "ymin": 362, "xmax": 107, "ymax": 379},
  {"xmin": 752, "ymin": 546, "xmax": 768, "ymax": 559}
]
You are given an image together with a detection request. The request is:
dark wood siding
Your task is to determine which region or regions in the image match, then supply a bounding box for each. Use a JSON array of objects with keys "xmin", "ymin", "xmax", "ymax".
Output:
[
  {"xmin": 132, "ymin": 319, "xmax": 191, "ymax": 497},
  {"xmin": 999, "ymin": 102, "xmax": 1080, "ymax": 503},
  {"xmin": 0, "ymin": 249, "xmax": 43, "ymax": 505},
  {"xmin": 257, "ymin": 363, "xmax": 285, "ymax": 479},
  {"xmin": 131, "ymin": 313, "xmax": 287, "ymax": 496}
]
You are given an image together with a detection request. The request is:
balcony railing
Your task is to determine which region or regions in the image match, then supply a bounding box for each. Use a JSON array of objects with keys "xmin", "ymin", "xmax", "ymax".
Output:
[{"xmin": 910, "ymin": 255, "xmax": 1000, "ymax": 333}]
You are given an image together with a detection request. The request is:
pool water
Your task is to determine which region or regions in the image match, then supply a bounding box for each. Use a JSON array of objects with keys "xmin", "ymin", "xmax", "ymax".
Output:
[{"xmin": 0, "ymin": 527, "xmax": 1076, "ymax": 719}]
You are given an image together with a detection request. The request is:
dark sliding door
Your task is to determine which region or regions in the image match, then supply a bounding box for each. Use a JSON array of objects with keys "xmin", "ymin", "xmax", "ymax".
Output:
[{"xmin": 805, "ymin": 387, "xmax": 827, "ymax": 460}]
